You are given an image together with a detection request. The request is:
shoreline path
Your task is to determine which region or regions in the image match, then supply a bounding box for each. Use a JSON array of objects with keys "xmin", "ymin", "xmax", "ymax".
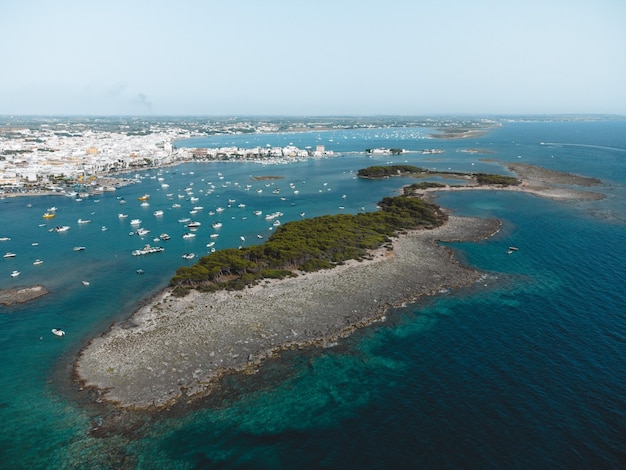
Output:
[{"xmin": 75, "ymin": 215, "xmax": 500, "ymax": 409}]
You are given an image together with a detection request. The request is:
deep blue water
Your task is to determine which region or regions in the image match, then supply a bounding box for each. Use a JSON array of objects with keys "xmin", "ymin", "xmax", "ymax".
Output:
[{"xmin": 0, "ymin": 119, "xmax": 625, "ymax": 469}]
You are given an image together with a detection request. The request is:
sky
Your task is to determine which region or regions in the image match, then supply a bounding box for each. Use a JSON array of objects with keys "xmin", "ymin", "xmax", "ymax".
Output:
[{"xmin": 1, "ymin": 0, "xmax": 625, "ymax": 116}]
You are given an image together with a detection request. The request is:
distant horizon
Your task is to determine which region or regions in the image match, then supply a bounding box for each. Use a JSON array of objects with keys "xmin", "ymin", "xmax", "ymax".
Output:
[{"xmin": 1, "ymin": 113, "xmax": 624, "ymax": 119}]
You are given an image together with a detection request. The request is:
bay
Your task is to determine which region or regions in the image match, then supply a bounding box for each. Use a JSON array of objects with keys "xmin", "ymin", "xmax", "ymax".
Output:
[{"xmin": 0, "ymin": 119, "xmax": 625, "ymax": 469}]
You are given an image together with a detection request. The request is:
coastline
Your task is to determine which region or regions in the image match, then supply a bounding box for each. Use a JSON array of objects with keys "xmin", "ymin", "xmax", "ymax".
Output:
[
  {"xmin": 75, "ymin": 214, "xmax": 500, "ymax": 410},
  {"xmin": 415, "ymin": 161, "xmax": 606, "ymax": 201}
]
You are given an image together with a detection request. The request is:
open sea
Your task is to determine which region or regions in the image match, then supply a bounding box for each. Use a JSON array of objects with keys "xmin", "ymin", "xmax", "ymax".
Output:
[{"xmin": 1, "ymin": 118, "xmax": 625, "ymax": 469}]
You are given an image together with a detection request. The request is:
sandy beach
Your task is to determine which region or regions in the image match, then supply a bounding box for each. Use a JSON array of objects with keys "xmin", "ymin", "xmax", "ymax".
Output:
[{"xmin": 75, "ymin": 215, "xmax": 500, "ymax": 409}]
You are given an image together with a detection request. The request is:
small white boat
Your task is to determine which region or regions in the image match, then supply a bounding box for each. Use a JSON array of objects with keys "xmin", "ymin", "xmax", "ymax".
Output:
[
  {"xmin": 182, "ymin": 253, "xmax": 196, "ymax": 260},
  {"xmin": 240, "ymin": 236, "xmax": 246, "ymax": 242},
  {"xmin": 54, "ymin": 226, "xmax": 70, "ymax": 232},
  {"xmin": 73, "ymin": 246, "xmax": 86, "ymax": 251},
  {"xmin": 182, "ymin": 233, "xmax": 196, "ymax": 239},
  {"xmin": 153, "ymin": 210, "xmax": 164, "ymax": 217},
  {"xmin": 77, "ymin": 219, "xmax": 91, "ymax": 224},
  {"xmin": 211, "ymin": 222, "xmax": 222, "ymax": 229},
  {"xmin": 33, "ymin": 259, "xmax": 43, "ymax": 265},
  {"xmin": 10, "ymin": 270, "xmax": 20, "ymax": 277},
  {"xmin": 130, "ymin": 219, "xmax": 142, "ymax": 225},
  {"xmin": 101, "ymin": 226, "xmax": 108, "ymax": 231},
  {"xmin": 140, "ymin": 202, "xmax": 150, "ymax": 207},
  {"xmin": 0, "ymin": 237, "xmax": 10, "ymax": 241},
  {"xmin": 82, "ymin": 280, "xmax": 90, "ymax": 286},
  {"xmin": 51, "ymin": 329, "xmax": 65, "ymax": 337},
  {"xmin": 118, "ymin": 213, "xmax": 128, "ymax": 219},
  {"xmin": 159, "ymin": 233, "xmax": 171, "ymax": 241},
  {"xmin": 4, "ymin": 252, "xmax": 16, "ymax": 258},
  {"xmin": 136, "ymin": 228, "xmax": 150, "ymax": 236},
  {"xmin": 187, "ymin": 221, "xmax": 201, "ymax": 228}
]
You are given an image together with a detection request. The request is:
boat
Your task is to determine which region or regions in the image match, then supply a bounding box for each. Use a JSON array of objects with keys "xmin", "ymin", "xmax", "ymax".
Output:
[
  {"xmin": 211, "ymin": 222, "xmax": 222, "ymax": 229},
  {"xmin": 118, "ymin": 213, "xmax": 128, "ymax": 218},
  {"xmin": 240, "ymin": 236, "xmax": 246, "ymax": 242},
  {"xmin": 136, "ymin": 269, "xmax": 145, "ymax": 274},
  {"xmin": 10, "ymin": 270, "xmax": 20, "ymax": 277},
  {"xmin": 42, "ymin": 212, "xmax": 56, "ymax": 219},
  {"xmin": 182, "ymin": 253, "xmax": 196, "ymax": 260},
  {"xmin": 77, "ymin": 219, "xmax": 91, "ymax": 224},
  {"xmin": 33, "ymin": 259, "xmax": 43, "ymax": 265},
  {"xmin": 3, "ymin": 252, "xmax": 16, "ymax": 258},
  {"xmin": 54, "ymin": 226, "xmax": 70, "ymax": 232},
  {"xmin": 187, "ymin": 221, "xmax": 201, "ymax": 228},
  {"xmin": 131, "ymin": 244, "xmax": 164, "ymax": 256},
  {"xmin": 101, "ymin": 226, "xmax": 108, "ymax": 231},
  {"xmin": 153, "ymin": 210, "xmax": 164, "ymax": 216},
  {"xmin": 182, "ymin": 233, "xmax": 196, "ymax": 239},
  {"xmin": 172, "ymin": 203, "xmax": 181, "ymax": 208},
  {"xmin": 178, "ymin": 218, "xmax": 191, "ymax": 224},
  {"xmin": 0, "ymin": 237, "xmax": 11, "ymax": 241},
  {"xmin": 130, "ymin": 219, "xmax": 142, "ymax": 225},
  {"xmin": 159, "ymin": 233, "xmax": 171, "ymax": 241},
  {"xmin": 137, "ymin": 194, "xmax": 150, "ymax": 201},
  {"xmin": 73, "ymin": 246, "xmax": 86, "ymax": 251},
  {"xmin": 136, "ymin": 228, "xmax": 150, "ymax": 236},
  {"xmin": 82, "ymin": 280, "xmax": 90, "ymax": 286},
  {"xmin": 140, "ymin": 202, "xmax": 150, "ymax": 207},
  {"xmin": 51, "ymin": 329, "xmax": 65, "ymax": 337},
  {"xmin": 254, "ymin": 210, "xmax": 262, "ymax": 216}
]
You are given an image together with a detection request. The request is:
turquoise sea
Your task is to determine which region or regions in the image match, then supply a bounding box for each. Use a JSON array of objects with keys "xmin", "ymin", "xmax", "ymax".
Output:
[{"xmin": 1, "ymin": 119, "xmax": 625, "ymax": 469}]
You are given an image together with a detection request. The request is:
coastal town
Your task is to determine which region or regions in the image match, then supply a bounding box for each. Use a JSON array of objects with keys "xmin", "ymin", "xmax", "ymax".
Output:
[
  {"xmin": 0, "ymin": 115, "xmax": 499, "ymax": 195},
  {"xmin": 0, "ymin": 118, "xmax": 333, "ymax": 195}
]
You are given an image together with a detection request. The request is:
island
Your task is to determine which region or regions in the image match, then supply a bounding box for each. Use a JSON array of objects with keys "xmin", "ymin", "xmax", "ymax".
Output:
[
  {"xmin": 0, "ymin": 285, "xmax": 48, "ymax": 306},
  {"xmin": 73, "ymin": 162, "xmax": 605, "ymax": 410}
]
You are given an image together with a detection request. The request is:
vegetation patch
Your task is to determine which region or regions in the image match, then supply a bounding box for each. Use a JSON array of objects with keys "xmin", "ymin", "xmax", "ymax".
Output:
[
  {"xmin": 170, "ymin": 196, "xmax": 446, "ymax": 296},
  {"xmin": 358, "ymin": 164, "xmax": 520, "ymax": 187}
]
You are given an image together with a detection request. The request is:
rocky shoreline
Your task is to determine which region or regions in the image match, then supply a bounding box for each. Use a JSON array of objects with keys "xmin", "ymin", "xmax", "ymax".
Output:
[{"xmin": 75, "ymin": 215, "xmax": 500, "ymax": 410}]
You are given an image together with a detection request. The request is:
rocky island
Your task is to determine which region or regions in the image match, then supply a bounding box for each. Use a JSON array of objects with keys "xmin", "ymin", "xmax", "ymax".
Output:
[
  {"xmin": 0, "ymin": 285, "xmax": 48, "ymax": 307},
  {"xmin": 74, "ymin": 162, "xmax": 605, "ymax": 410}
]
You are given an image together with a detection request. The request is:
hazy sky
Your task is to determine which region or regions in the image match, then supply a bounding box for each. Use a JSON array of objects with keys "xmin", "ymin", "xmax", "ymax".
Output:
[{"xmin": 1, "ymin": 0, "xmax": 625, "ymax": 116}]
